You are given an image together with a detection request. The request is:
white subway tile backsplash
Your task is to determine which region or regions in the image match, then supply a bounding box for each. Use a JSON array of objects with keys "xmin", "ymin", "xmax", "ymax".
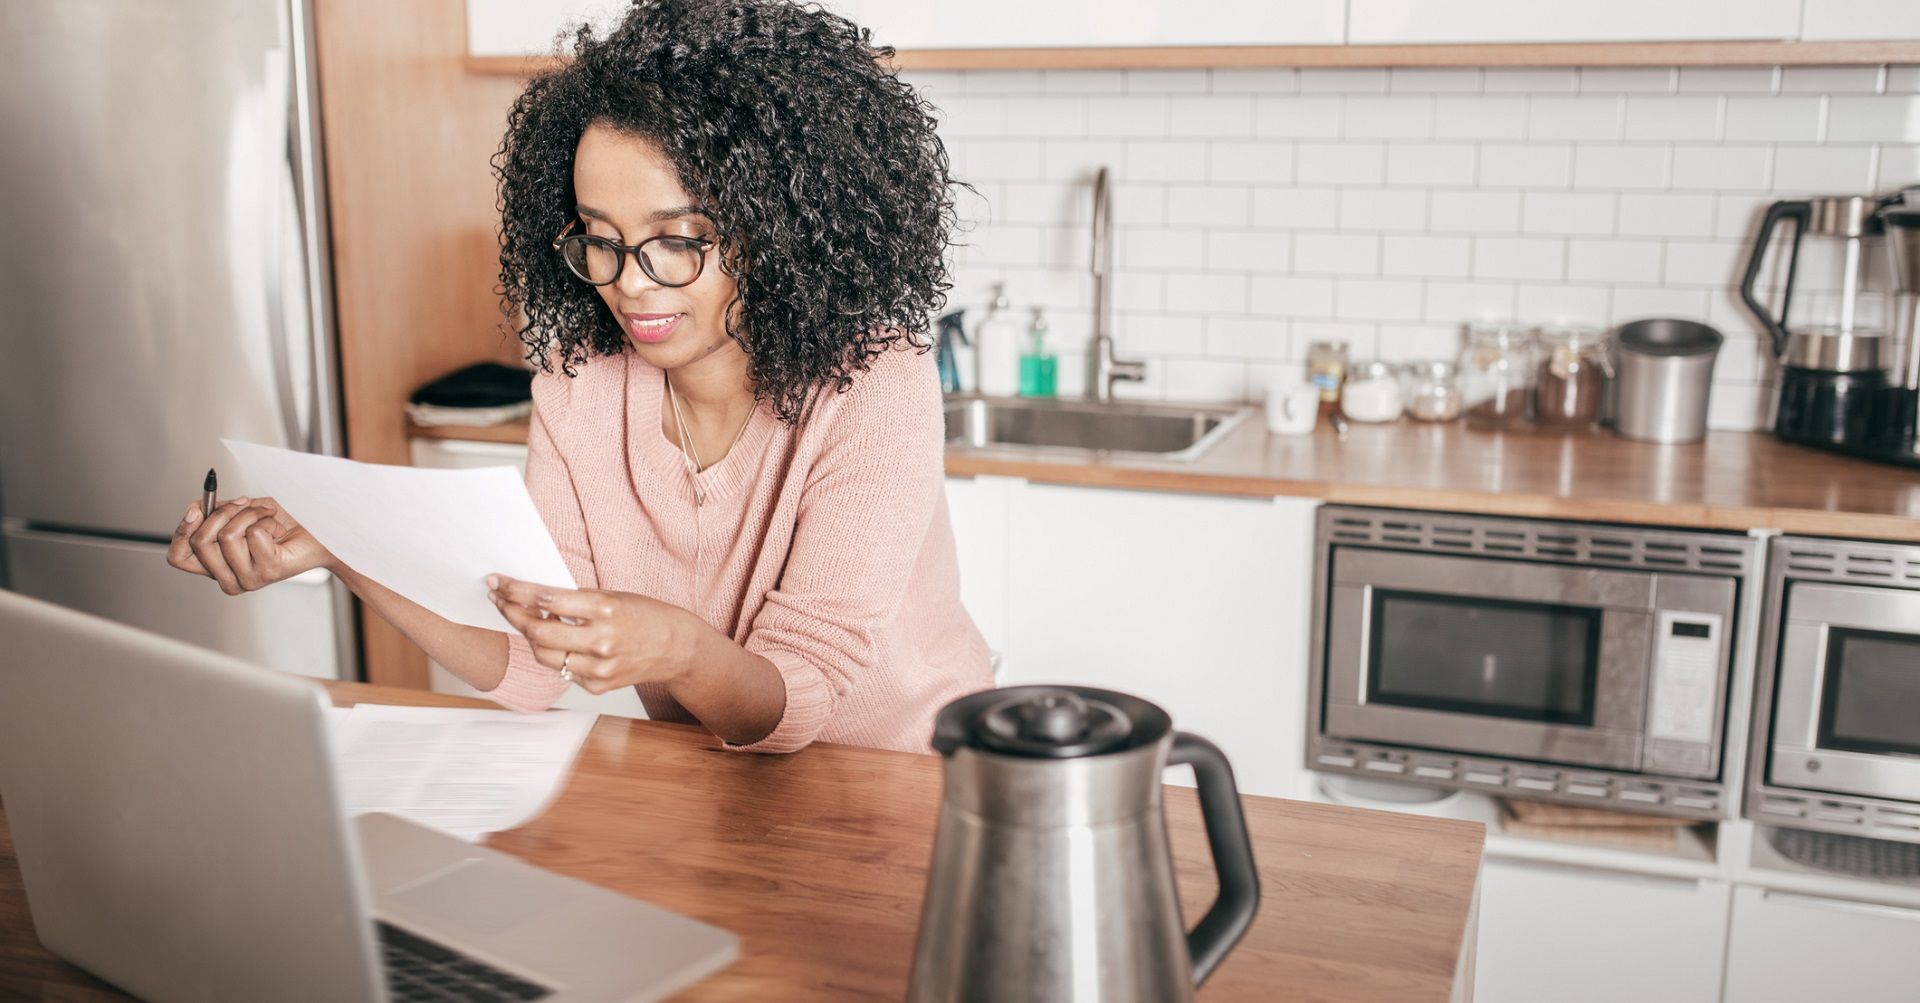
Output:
[
  {"xmin": 1579, "ymin": 68, "xmax": 1677, "ymax": 94},
  {"xmin": 1040, "ymin": 140, "xmax": 1129, "ymax": 183},
  {"xmin": 1207, "ymin": 231, "xmax": 1292, "ymax": 273},
  {"xmin": 1485, "ymin": 69, "xmax": 1578, "ymax": 94},
  {"xmin": 1430, "ymin": 191, "xmax": 1522, "ymax": 234},
  {"xmin": 1255, "ymin": 96, "xmax": 1345, "ymax": 139},
  {"xmin": 1772, "ymin": 145, "xmax": 1877, "ymax": 192},
  {"xmin": 1435, "ymin": 97, "xmax": 1528, "ymax": 140},
  {"xmin": 1724, "ymin": 96, "xmax": 1825, "ymax": 142},
  {"xmin": 1617, "ymin": 193, "xmax": 1717, "ymax": 238},
  {"xmin": 1164, "ymin": 358, "xmax": 1250, "ymax": 403},
  {"xmin": 921, "ymin": 62, "xmax": 1916, "ymax": 428},
  {"xmin": 1622, "ymin": 97, "xmax": 1722, "ymax": 141},
  {"xmin": 1522, "ymin": 192, "xmax": 1617, "ymax": 236},
  {"xmin": 1298, "ymin": 142, "xmax": 1387, "ymax": 185},
  {"xmin": 1170, "ymin": 96, "xmax": 1256, "ymax": 139},
  {"xmin": 1210, "ymin": 68, "xmax": 1300, "ymax": 94},
  {"xmin": 1168, "ymin": 185, "xmax": 1252, "ymax": 226},
  {"xmin": 1336, "ymin": 278, "xmax": 1424, "ymax": 322},
  {"xmin": 1826, "ymin": 96, "xmax": 1920, "ymax": 143},
  {"xmin": 1298, "ymin": 68, "xmax": 1389, "ymax": 94},
  {"xmin": 1573, "ymin": 146, "xmax": 1671, "ymax": 190},
  {"xmin": 1085, "ymin": 97, "xmax": 1170, "ymax": 138},
  {"xmin": 1125, "ymin": 69, "xmax": 1209, "ymax": 94},
  {"xmin": 1527, "ymin": 97, "xmax": 1624, "ymax": 141},
  {"xmin": 1707, "ymin": 382, "xmax": 1772, "ymax": 432},
  {"xmin": 1343, "ymin": 97, "xmax": 1436, "ymax": 139},
  {"xmin": 1166, "ymin": 273, "xmax": 1249, "ymax": 313},
  {"xmin": 1780, "ymin": 66, "xmax": 1885, "ymax": 94},
  {"xmin": 1424, "ymin": 281, "xmax": 1518, "ymax": 323},
  {"xmin": 1678, "ymin": 67, "xmax": 1779, "ymax": 93},
  {"xmin": 1253, "ymin": 188, "xmax": 1338, "ymax": 229},
  {"xmin": 1207, "ymin": 316, "xmax": 1294, "ymax": 360},
  {"xmin": 1673, "ymin": 145, "xmax": 1773, "ymax": 191},
  {"xmin": 1338, "ymin": 189, "xmax": 1427, "ymax": 232},
  {"xmin": 1294, "ymin": 233, "xmax": 1381, "ymax": 276},
  {"xmin": 1040, "ymin": 70, "xmax": 1126, "ymax": 94},
  {"xmin": 1005, "ymin": 97, "xmax": 1087, "ymax": 138},
  {"xmin": 1383, "ymin": 235, "xmax": 1472, "ymax": 278},
  {"xmin": 1478, "ymin": 143, "xmax": 1574, "ymax": 188},
  {"xmin": 1474, "ymin": 237, "xmax": 1565, "ymax": 281},
  {"xmin": 1568, "ymin": 238, "xmax": 1663, "ymax": 283},
  {"xmin": 1120, "ymin": 229, "xmax": 1205, "ymax": 270},
  {"xmin": 1250, "ymin": 276, "xmax": 1336, "ymax": 318},
  {"xmin": 1517, "ymin": 284, "xmax": 1610, "ymax": 326},
  {"xmin": 1124, "ymin": 140, "xmax": 1209, "ymax": 182},
  {"xmin": 1210, "ymin": 142, "xmax": 1295, "ymax": 184},
  {"xmin": 1385, "ymin": 143, "xmax": 1478, "ymax": 186},
  {"xmin": 1389, "ymin": 68, "xmax": 1482, "ymax": 93}
]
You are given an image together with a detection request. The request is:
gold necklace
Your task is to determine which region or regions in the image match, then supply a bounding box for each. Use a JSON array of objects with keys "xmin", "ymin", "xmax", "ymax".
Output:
[{"xmin": 664, "ymin": 373, "xmax": 753, "ymax": 508}]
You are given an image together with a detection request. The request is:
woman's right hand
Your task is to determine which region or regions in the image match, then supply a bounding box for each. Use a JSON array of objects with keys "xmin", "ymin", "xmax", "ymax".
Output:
[{"xmin": 166, "ymin": 496, "xmax": 338, "ymax": 595}]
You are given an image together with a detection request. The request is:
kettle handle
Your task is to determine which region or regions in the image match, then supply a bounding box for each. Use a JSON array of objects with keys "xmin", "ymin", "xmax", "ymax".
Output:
[
  {"xmin": 1739, "ymin": 200, "xmax": 1810, "ymax": 360},
  {"xmin": 1168, "ymin": 732, "xmax": 1260, "ymax": 987}
]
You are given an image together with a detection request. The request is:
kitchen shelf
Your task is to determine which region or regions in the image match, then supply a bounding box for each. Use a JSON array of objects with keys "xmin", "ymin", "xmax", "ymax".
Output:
[
  {"xmin": 465, "ymin": 39, "xmax": 1920, "ymax": 77},
  {"xmin": 1726, "ymin": 822, "xmax": 1920, "ymax": 910}
]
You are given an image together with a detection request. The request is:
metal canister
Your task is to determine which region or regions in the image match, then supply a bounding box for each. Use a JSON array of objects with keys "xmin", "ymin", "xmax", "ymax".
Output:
[{"xmin": 1612, "ymin": 319, "xmax": 1723, "ymax": 444}]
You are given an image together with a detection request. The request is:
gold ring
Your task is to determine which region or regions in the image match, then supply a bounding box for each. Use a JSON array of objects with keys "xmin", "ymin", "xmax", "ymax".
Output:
[{"xmin": 559, "ymin": 650, "xmax": 573, "ymax": 683}]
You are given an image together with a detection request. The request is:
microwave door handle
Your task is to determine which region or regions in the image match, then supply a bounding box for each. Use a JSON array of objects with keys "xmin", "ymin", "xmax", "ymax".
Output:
[
  {"xmin": 1354, "ymin": 585, "xmax": 1373, "ymax": 703},
  {"xmin": 1797, "ymin": 623, "xmax": 1833, "ymax": 750}
]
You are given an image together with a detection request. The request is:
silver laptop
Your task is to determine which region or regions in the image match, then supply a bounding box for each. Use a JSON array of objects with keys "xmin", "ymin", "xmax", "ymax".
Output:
[{"xmin": 0, "ymin": 590, "xmax": 737, "ymax": 1002}]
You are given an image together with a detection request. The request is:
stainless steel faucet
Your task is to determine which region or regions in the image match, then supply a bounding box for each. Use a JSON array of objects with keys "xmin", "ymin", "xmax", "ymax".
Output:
[{"xmin": 1088, "ymin": 167, "xmax": 1145, "ymax": 402}]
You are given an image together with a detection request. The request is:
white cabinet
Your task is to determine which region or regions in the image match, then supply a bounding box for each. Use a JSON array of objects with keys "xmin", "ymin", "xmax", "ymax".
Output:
[
  {"xmin": 1474, "ymin": 859, "xmax": 1731, "ymax": 1003},
  {"xmin": 995, "ymin": 482, "xmax": 1319, "ymax": 800},
  {"xmin": 942, "ymin": 474, "xmax": 1014, "ymax": 665},
  {"xmin": 1722, "ymin": 885, "xmax": 1920, "ymax": 1003},
  {"xmin": 1347, "ymin": 0, "xmax": 1801, "ymax": 44}
]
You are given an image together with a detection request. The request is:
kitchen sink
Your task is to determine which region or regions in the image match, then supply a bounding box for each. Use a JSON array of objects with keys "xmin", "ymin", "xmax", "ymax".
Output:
[{"xmin": 943, "ymin": 396, "xmax": 1251, "ymax": 463}]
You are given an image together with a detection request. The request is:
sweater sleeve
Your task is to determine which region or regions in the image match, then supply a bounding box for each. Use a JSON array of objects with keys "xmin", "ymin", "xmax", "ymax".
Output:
[
  {"xmin": 727, "ymin": 348, "xmax": 944, "ymax": 753},
  {"xmin": 482, "ymin": 383, "xmax": 602, "ymax": 713}
]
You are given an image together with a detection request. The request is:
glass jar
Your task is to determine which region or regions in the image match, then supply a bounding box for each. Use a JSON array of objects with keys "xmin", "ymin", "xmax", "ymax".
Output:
[
  {"xmin": 1534, "ymin": 325, "xmax": 1612, "ymax": 430},
  {"xmin": 1341, "ymin": 360, "xmax": 1404, "ymax": 422},
  {"xmin": 1459, "ymin": 323, "xmax": 1537, "ymax": 429},
  {"xmin": 1401, "ymin": 360, "xmax": 1463, "ymax": 422},
  {"xmin": 1306, "ymin": 339, "xmax": 1349, "ymax": 406}
]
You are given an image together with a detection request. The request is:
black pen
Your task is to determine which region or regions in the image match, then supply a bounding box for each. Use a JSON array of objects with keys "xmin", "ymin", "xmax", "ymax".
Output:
[{"xmin": 202, "ymin": 468, "xmax": 217, "ymax": 517}]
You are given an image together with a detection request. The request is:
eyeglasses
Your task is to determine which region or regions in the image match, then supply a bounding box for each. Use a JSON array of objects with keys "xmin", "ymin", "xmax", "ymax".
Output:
[{"xmin": 550, "ymin": 219, "xmax": 714, "ymax": 288}]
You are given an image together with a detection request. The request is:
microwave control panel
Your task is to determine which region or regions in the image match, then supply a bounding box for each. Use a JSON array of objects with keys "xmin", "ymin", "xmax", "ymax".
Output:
[{"xmin": 1644, "ymin": 610, "xmax": 1724, "ymax": 776}]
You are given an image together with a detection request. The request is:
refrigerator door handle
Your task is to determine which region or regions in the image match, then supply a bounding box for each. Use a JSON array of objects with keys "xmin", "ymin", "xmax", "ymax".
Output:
[{"xmin": 264, "ymin": 34, "xmax": 312, "ymax": 455}]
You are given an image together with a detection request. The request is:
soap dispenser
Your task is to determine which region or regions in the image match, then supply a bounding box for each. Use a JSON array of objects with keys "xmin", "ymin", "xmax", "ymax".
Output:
[
  {"xmin": 975, "ymin": 283, "xmax": 1020, "ymax": 398},
  {"xmin": 1019, "ymin": 307, "xmax": 1057, "ymax": 398}
]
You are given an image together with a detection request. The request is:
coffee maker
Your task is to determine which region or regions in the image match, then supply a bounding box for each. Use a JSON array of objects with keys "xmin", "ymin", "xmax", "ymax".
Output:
[{"xmin": 1740, "ymin": 188, "xmax": 1920, "ymax": 466}]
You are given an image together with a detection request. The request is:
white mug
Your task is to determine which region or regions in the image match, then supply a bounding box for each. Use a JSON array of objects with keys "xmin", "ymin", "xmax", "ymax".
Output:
[{"xmin": 1264, "ymin": 366, "xmax": 1320, "ymax": 436}]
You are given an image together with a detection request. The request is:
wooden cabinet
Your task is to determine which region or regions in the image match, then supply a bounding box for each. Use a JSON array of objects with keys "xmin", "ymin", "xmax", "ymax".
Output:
[
  {"xmin": 1722, "ymin": 885, "xmax": 1920, "ymax": 1002},
  {"xmin": 1474, "ymin": 859, "xmax": 1732, "ymax": 1003}
]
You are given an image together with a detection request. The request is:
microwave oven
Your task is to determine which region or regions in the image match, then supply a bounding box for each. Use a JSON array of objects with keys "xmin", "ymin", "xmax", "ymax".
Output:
[
  {"xmin": 1747, "ymin": 536, "xmax": 1920, "ymax": 843},
  {"xmin": 1308, "ymin": 507, "xmax": 1762, "ymax": 820}
]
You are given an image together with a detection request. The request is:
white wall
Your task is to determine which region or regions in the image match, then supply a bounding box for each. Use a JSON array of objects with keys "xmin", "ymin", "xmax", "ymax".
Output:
[{"xmin": 915, "ymin": 64, "xmax": 1920, "ymax": 431}]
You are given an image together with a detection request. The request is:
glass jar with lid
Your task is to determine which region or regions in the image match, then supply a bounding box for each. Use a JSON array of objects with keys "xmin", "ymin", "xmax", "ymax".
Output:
[
  {"xmin": 1340, "ymin": 360, "xmax": 1404, "ymax": 422},
  {"xmin": 1533, "ymin": 325, "xmax": 1612, "ymax": 430},
  {"xmin": 1459, "ymin": 322, "xmax": 1537, "ymax": 429},
  {"xmin": 1401, "ymin": 360, "xmax": 1463, "ymax": 422}
]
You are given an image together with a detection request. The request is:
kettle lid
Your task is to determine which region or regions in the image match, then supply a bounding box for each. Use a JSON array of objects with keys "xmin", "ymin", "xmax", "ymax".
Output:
[{"xmin": 930, "ymin": 685, "xmax": 1171, "ymax": 759}]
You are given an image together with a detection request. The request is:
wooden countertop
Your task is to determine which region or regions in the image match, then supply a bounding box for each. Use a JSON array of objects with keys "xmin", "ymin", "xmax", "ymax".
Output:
[
  {"xmin": 0, "ymin": 681, "xmax": 1485, "ymax": 1002},
  {"xmin": 412, "ymin": 414, "xmax": 1920, "ymax": 541}
]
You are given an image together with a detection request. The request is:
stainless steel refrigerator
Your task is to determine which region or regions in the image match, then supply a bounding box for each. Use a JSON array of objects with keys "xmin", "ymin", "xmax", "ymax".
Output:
[{"xmin": 0, "ymin": 0, "xmax": 355, "ymax": 680}]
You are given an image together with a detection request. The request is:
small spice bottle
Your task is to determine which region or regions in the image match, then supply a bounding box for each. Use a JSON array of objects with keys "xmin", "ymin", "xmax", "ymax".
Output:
[{"xmin": 1306, "ymin": 340, "xmax": 1349, "ymax": 407}]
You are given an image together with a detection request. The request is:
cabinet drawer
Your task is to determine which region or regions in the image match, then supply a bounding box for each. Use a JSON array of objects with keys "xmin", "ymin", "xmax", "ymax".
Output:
[{"xmin": 1723, "ymin": 884, "xmax": 1920, "ymax": 1003}]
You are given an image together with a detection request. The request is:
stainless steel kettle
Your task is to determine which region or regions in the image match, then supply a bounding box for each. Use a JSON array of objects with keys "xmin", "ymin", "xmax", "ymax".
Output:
[{"xmin": 908, "ymin": 686, "xmax": 1259, "ymax": 1003}]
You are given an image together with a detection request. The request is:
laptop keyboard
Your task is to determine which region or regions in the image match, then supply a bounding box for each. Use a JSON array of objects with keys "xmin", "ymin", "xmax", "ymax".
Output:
[{"xmin": 377, "ymin": 921, "xmax": 552, "ymax": 1001}]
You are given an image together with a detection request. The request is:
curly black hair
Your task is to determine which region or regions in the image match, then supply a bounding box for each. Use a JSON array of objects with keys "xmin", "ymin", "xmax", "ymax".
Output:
[{"xmin": 492, "ymin": 0, "xmax": 961, "ymax": 423}]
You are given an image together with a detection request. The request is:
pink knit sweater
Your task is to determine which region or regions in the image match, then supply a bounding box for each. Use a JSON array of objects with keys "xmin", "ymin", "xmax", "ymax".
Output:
[{"xmin": 482, "ymin": 343, "xmax": 992, "ymax": 754}]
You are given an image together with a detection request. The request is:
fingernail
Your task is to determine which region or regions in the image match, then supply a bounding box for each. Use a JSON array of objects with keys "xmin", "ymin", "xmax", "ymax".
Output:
[
  {"xmin": 184, "ymin": 509, "xmax": 200, "ymax": 524},
  {"xmin": 233, "ymin": 496, "xmax": 250, "ymax": 507},
  {"xmin": 485, "ymin": 575, "xmax": 500, "ymax": 590}
]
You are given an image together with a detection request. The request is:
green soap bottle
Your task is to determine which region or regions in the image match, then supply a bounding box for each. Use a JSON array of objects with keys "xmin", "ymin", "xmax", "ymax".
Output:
[{"xmin": 1018, "ymin": 307, "xmax": 1057, "ymax": 398}]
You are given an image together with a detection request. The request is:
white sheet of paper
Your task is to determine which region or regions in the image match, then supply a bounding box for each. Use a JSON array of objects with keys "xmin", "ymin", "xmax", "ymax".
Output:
[
  {"xmin": 222, "ymin": 440, "xmax": 575, "ymax": 631},
  {"xmin": 327, "ymin": 704, "xmax": 597, "ymax": 842}
]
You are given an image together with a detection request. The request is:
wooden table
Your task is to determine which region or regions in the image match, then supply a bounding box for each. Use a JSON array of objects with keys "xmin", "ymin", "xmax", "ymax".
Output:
[{"xmin": 1, "ymin": 681, "xmax": 1485, "ymax": 1001}]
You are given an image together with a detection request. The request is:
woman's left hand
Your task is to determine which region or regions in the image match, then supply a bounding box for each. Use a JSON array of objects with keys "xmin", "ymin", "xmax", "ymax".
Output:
[{"xmin": 486, "ymin": 574, "xmax": 697, "ymax": 694}]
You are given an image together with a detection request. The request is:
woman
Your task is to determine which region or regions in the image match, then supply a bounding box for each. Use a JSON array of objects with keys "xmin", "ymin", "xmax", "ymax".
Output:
[{"xmin": 166, "ymin": 0, "xmax": 992, "ymax": 754}]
